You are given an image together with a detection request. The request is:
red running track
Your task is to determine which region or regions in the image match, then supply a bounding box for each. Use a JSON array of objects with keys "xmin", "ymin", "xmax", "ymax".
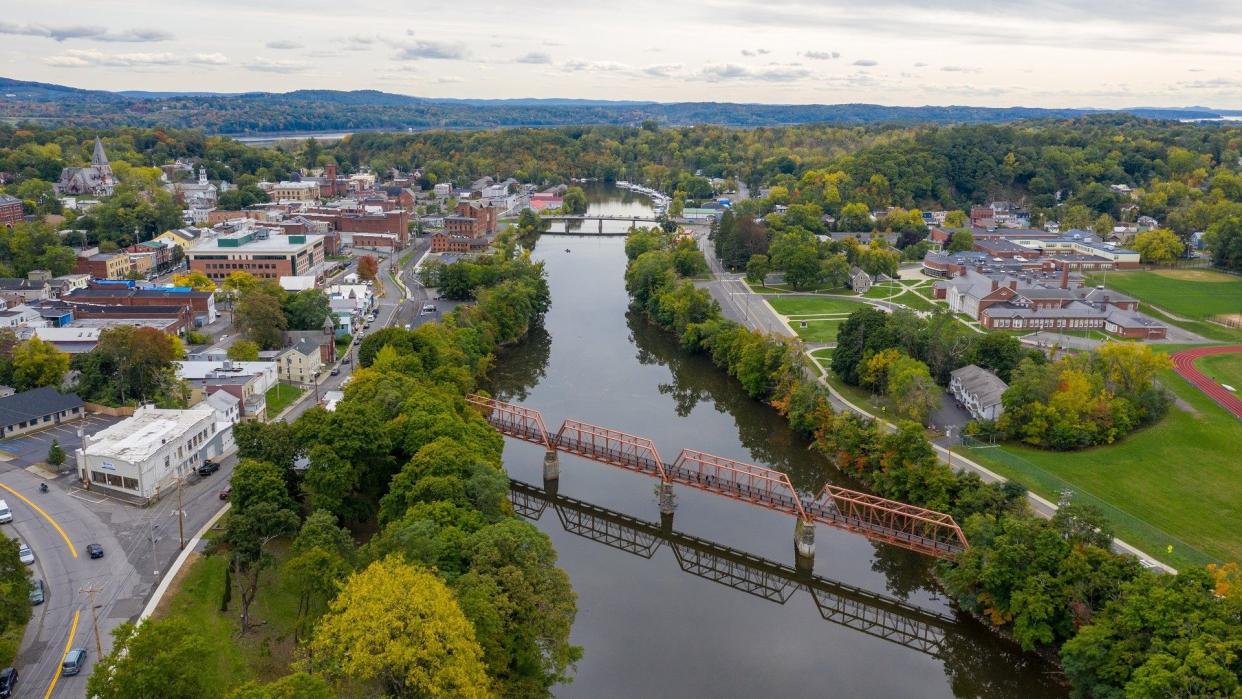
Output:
[{"xmin": 1170, "ymin": 345, "xmax": 1242, "ymax": 419}]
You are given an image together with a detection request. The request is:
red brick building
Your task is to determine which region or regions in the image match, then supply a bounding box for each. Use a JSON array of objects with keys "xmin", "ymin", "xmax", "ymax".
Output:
[
  {"xmin": 0, "ymin": 194, "xmax": 22, "ymax": 227},
  {"xmin": 185, "ymin": 231, "xmax": 326, "ymax": 282},
  {"xmin": 444, "ymin": 201, "xmax": 497, "ymax": 238},
  {"xmin": 430, "ymin": 233, "xmax": 490, "ymax": 254},
  {"xmin": 301, "ymin": 207, "xmax": 410, "ymax": 247},
  {"xmin": 66, "ymin": 285, "xmax": 218, "ymax": 325}
]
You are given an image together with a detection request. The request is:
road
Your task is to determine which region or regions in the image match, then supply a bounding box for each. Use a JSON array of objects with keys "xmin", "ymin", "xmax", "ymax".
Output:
[{"xmin": 693, "ymin": 227, "xmax": 795, "ymax": 337}]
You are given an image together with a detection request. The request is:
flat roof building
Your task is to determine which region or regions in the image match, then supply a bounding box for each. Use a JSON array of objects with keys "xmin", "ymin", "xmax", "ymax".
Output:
[
  {"xmin": 76, "ymin": 404, "xmax": 218, "ymax": 500},
  {"xmin": 185, "ymin": 230, "xmax": 325, "ymax": 281},
  {"xmin": 0, "ymin": 387, "xmax": 84, "ymax": 439}
]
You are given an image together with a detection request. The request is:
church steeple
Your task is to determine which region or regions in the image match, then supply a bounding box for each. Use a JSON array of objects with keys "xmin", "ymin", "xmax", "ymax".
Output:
[{"xmin": 91, "ymin": 137, "xmax": 112, "ymax": 177}]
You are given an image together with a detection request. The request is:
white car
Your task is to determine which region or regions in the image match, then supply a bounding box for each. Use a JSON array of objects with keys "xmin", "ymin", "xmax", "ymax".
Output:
[{"xmin": 18, "ymin": 543, "xmax": 33, "ymax": 565}]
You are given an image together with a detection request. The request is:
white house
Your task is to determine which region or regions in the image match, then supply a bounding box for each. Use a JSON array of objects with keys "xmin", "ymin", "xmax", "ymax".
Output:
[
  {"xmin": 76, "ymin": 404, "xmax": 218, "ymax": 500},
  {"xmin": 949, "ymin": 365, "xmax": 1008, "ymax": 421},
  {"xmin": 176, "ymin": 360, "xmax": 278, "ymax": 396}
]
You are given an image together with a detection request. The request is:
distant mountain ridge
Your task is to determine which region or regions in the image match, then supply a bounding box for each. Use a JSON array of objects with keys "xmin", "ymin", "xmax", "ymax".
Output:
[{"xmin": 0, "ymin": 76, "xmax": 1226, "ymax": 135}]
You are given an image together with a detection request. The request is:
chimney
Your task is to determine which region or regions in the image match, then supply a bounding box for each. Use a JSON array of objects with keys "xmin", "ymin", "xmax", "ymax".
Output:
[
  {"xmin": 991, "ymin": 279, "xmax": 998, "ymax": 291},
  {"xmin": 1060, "ymin": 265, "xmax": 1070, "ymax": 289}
]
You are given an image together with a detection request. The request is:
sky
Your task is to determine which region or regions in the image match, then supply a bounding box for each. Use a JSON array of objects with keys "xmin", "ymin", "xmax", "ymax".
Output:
[{"xmin": 4, "ymin": 0, "xmax": 1242, "ymax": 108}]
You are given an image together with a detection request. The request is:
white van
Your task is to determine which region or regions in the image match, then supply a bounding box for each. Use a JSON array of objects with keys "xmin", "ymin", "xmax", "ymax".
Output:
[{"xmin": 0, "ymin": 500, "xmax": 11, "ymax": 524}]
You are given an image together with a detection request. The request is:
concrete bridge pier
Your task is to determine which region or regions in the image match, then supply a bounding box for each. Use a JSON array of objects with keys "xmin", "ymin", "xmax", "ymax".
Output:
[
  {"xmin": 599, "ymin": 218, "xmax": 603, "ymax": 234},
  {"xmin": 794, "ymin": 519, "xmax": 816, "ymax": 573},
  {"xmin": 657, "ymin": 481, "xmax": 677, "ymax": 515},
  {"xmin": 542, "ymin": 450, "xmax": 560, "ymax": 482}
]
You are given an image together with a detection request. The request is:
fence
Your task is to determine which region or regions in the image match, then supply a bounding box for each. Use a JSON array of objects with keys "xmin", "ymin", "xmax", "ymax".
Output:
[{"xmin": 960, "ymin": 444, "xmax": 1216, "ymax": 569}]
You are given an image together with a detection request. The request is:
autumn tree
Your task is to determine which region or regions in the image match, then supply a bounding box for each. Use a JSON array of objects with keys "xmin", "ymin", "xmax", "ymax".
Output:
[
  {"xmin": 171, "ymin": 270, "xmax": 216, "ymax": 292},
  {"xmin": 887, "ymin": 355, "xmax": 941, "ymax": 425},
  {"xmin": 1131, "ymin": 228, "xmax": 1184, "ymax": 264},
  {"xmin": 307, "ymin": 557, "xmax": 491, "ymax": 698},
  {"xmin": 86, "ymin": 618, "xmax": 209, "ymax": 699},
  {"xmin": 227, "ymin": 339, "xmax": 261, "ymax": 362},
  {"xmin": 10, "ymin": 336, "xmax": 69, "ymax": 391},
  {"xmin": 227, "ymin": 673, "xmax": 334, "ymax": 699},
  {"xmin": 73, "ymin": 326, "xmax": 185, "ymax": 406},
  {"xmin": 356, "ymin": 254, "xmax": 379, "ymax": 282}
]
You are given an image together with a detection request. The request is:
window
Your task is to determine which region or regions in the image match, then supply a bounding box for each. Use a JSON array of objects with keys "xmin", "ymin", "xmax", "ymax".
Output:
[
  {"xmin": 122, "ymin": 477, "xmax": 138, "ymax": 490},
  {"xmin": 91, "ymin": 470, "xmax": 106, "ymax": 483}
]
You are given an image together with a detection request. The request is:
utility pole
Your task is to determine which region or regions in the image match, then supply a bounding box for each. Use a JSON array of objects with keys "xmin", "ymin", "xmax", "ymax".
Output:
[
  {"xmin": 79, "ymin": 583, "xmax": 104, "ymax": 656},
  {"xmin": 176, "ymin": 476, "xmax": 185, "ymax": 550}
]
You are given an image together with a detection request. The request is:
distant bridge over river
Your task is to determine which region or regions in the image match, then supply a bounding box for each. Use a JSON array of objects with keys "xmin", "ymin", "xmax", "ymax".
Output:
[{"xmin": 538, "ymin": 214, "xmax": 662, "ymax": 234}]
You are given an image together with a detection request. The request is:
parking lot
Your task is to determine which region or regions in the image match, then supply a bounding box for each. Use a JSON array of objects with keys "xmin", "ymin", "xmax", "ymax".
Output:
[{"xmin": 0, "ymin": 413, "xmax": 127, "ymax": 470}]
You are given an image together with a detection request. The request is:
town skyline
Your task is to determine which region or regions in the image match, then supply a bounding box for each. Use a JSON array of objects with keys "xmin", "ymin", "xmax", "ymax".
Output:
[{"xmin": 4, "ymin": 0, "xmax": 1242, "ymax": 109}]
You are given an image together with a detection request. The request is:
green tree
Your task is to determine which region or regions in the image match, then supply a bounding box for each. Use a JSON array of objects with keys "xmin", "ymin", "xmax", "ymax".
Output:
[
  {"xmin": 745, "ymin": 254, "xmax": 770, "ymax": 286},
  {"xmin": 561, "ymin": 186, "xmax": 588, "ymax": 215},
  {"xmin": 838, "ymin": 201, "xmax": 873, "ymax": 231},
  {"xmin": 227, "ymin": 673, "xmax": 334, "ymax": 699},
  {"xmin": 224, "ymin": 459, "xmax": 300, "ymax": 632},
  {"xmin": 947, "ymin": 229, "xmax": 975, "ymax": 253},
  {"xmin": 887, "ymin": 355, "xmax": 941, "ymax": 425},
  {"xmin": 943, "ymin": 210, "xmax": 967, "ymax": 228},
  {"xmin": 86, "ymin": 618, "xmax": 209, "ymax": 699},
  {"xmin": 308, "ymin": 557, "xmax": 492, "ymax": 698},
  {"xmin": 1204, "ymin": 215, "xmax": 1242, "ymax": 271},
  {"xmin": 72, "ymin": 326, "xmax": 184, "ymax": 406},
  {"xmin": 11, "ymin": 336, "xmax": 69, "ymax": 391},
  {"xmin": 284, "ymin": 510, "xmax": 354, "ymax": 642},
  {"xmin": 46, "ymin": 438, "xmax": 65, "ymax": 467},
  {"xmin": 820, "ymin": 254, "xmax": 851, "ymax": 289},
  {"xmin": 283, "ymin": 289, "xmax": 332, "ymax": 331},
  {"xmin": 235, "ymin": 292, "xmax": 288, "ymax": 350},
  {"xmin": 1093, "ymin": 213, "xmax": 1116, "ymax": 237},
  {"xmin": 0, "ymin": 537, "xmax": 30, "ymax": 644},
  {"xmin": 965, "ymin": 332, "xmax": 1024, "ymax": 382},
  {"xmin": 227, "ymin": 339, "xmax": 260, "ymax": 362}
]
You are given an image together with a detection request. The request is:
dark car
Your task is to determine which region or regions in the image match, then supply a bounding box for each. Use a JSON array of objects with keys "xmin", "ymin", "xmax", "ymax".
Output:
[
  {"xmin": 61, "ymin": 648, "xmax": 86, "ymax": 676},
  {"xmin": 197, "ymin": 459, "xmax": 220, "ymax": 477},
  {"xmin": 28, "ymin": 579, "xmax": 44, "ymax": 606},
  {"xmin": 219, "ymin": 486, "xmax": 232, "ymax": 500},
  {"xmin": 330, "ymin": 368, "xmax": 340, "ymax": 376},
  {"xmin": 0, "ymin": 667, "xmax": 16, "ymax": 698},
  {"xmin": 85, "ymin": 543, "xmax": 104, "ymax": 559},
  {"xmin": 342, "ymin": 357, "xmax": 351, "ymax": 365}
]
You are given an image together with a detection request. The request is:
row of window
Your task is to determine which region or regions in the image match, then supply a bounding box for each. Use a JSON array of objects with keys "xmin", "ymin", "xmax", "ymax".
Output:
[
  {"xmin": 91, "ymin": 471, "xmax": 140, "ymax": 491},
  {"xmin": 990, "ymin": 317, "xmax": 1103, "ymax": 329},
  {"xmin": 3, "ymin": 408, "xmax": 80, "ymax": 434},
  {"xmin": 203, "ymin": 262, "xmax": 282, "ymax": 270}
]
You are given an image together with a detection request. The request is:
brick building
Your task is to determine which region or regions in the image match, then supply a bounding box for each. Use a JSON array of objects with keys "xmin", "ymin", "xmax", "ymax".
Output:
[
  {"xmin": 0, "ymin": 194, "xmax": 22, "ymax": 227},
  {"xmin": 444, "ymin": 201, "xmax": 497, "ymax": 238},
  {"xmin": 185, "ymin": 230, "xmax": 325, "ymax": 281},
  {"xmin": 74, "ymin": 251, "xmax": 131, "ymax": 279},
  {"xmin": 65, "ymin": 285, "xmax": 217, "ymax": 325},
  {"xmin": 430, "ymin": 233, "xmax": 490, "ymax": 254}
]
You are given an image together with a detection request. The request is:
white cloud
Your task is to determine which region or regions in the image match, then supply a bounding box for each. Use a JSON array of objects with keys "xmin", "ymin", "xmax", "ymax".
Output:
[
  {"xmin": 740, "ymin": 48, "xmax": 771, "ymax": 57},
  {"xmin": 698, "ymin": 63, "xmax": 811, "ymax": 82},
  {"xmin": 562, "ymin": 60, "xmax": 629, "ymax": 72},
  {"xmin": 515, "ymin": 52, "xmax": 552, "ymax": 64},
  {"xmin": 242, "ymin": 57, "xmax": 310, "ymax": 73},
  {"xmin": 0, "ymin": 21, "xmax": 172, "ymax": 43},
  {"xmin": 642, "ymin": 63, "xmax": 684, "ymax": 77},
  {"xmin": 190, "ymin": 53, "xmax": 229, "ymax": 65},
  {"xmin": 393, "ymin": 39, "xmax": 469, "ymax": 60},
  {"xmin": 853, "ymin": 59, "xmax": 879, "ymax": 67},
  {"xmin": 265, "ymin": 40, "xmax": 303, "ymax": 50},
  {"xmin": 804, "ymin": 50, "xmax": 840, "ymax": 60},
  {"xmin": 44, "ymin": 49, "xmax": 179, "ymax": 67}
]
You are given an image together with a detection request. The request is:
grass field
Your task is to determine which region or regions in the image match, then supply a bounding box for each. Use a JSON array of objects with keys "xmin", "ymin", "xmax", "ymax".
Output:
[
  {"xmin": 961, "ymin": 367, "xmax": 1242, "ymax": 568},
  {"xmin": 1087, "ymin": 269, "xmax": 1242, "ymax": 319},
  {"xmin": 265, "ymin": 383, "xmax": 305, "ymax": 417},
  {"xmin": 153, "ymin": 545, "xmax": 301, "ymax": 694},
  {"xmin": 789, "ymin": 318, "xmax": 846, "ymax": 343},
  {"xmin": 1197, "ymin": 352, "xmax": 1242, "ymax": 390},
  {"xmin": 767, "ymin": 296, "xmax": 865, "ymax": 316}
]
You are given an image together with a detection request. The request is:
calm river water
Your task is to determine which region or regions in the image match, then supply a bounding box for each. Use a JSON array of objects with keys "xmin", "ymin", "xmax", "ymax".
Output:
[{"xmin": 485, "ymin": 189, "xmax": 1063, "ymax": 697}]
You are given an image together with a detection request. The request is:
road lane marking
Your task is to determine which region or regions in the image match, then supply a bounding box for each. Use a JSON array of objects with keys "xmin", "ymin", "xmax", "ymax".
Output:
[
  {"xmin": 44, "ymin": 608, "xmax": 81, "ymax": 699},
  {"xmin": 0, "ymin": 482, "xmax": 77, "ymax": 558}
]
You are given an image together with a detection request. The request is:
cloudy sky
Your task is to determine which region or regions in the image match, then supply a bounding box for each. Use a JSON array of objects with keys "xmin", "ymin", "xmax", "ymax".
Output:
[{"xmin": 4, "ymin": 0, "xmax": 1242, "ymax": 108}]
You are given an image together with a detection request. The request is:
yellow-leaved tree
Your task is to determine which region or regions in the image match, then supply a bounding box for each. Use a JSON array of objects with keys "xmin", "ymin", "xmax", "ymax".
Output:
[{"xmin": 307, "ymin": 557, "xmax": 493, "ymax": 698}]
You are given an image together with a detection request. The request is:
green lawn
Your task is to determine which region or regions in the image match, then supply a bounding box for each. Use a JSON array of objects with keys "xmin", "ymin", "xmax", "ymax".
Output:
[
  {"xmin": 1197, "ymin": 352, "xmax": 1242, "ymax": 390},
  {"xmin": 961, "ymin": 368, "xmax": 1242, "ymax": 569},
  {"xmin": 767, "ymin": 296, "xmax": 866, "ymax": 316},
  {"xmin": 265, "ymin": 382, "xmax": 305, "ymax": 417},
  {"xmin": 888, "ymin": 290, "xmax": 937, "ymax": 312},
  {"xmin": 1085, "ymin": 269, "xmax": 1242, "ymax": 319},
  {"xmin": 749, "ymin": 281, "xmax": 849, "ymax": 294},
  {"xmin": 153, "ymin": 546, "xmax": 301, "ymax": 695},
  {"xmin": 790, "ymin": 318, "xmax": 846, "ymax": 343}
]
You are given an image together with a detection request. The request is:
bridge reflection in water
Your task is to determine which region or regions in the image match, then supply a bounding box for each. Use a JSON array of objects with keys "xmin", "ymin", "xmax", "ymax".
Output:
[{"xmin": 510, "ymin": 479, "xmax": 957, "ymax": 659}]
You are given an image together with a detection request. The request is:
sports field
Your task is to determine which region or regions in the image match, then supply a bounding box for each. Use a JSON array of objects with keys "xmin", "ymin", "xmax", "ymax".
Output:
[{"xmin": 1088, "ymin": 269, "xmax": 1242, "ymax": 320}]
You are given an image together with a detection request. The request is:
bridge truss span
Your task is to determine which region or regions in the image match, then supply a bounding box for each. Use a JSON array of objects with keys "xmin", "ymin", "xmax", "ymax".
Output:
[
  {"xmin": 669, "ymin": 448, "xmax": 807, "ymax": 520},
  {"xmin": 465, "ymin": 394, "xmax": 553, "ymax": 449},
  {"xmin": 554, "ymin": 419, "xmax": 667, "ymax": 480},
  {"xmin": 807, "ymin": 485, "xmax": 968, "ymax": 557}
]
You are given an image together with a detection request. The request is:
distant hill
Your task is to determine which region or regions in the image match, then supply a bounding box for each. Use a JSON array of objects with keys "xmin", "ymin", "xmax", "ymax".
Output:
[{"xmin": 0, "ymin": 76, "xmax": 1225, "ymax": 135}]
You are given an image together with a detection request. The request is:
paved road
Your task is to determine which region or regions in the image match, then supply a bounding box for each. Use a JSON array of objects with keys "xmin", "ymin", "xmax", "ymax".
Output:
[
  {"xmin": 1171, "ymin": 345, "xmax": 1242, "ymax": 418},
  {"xmin": 693, "ymin": 228, "xmax": 795, "ymax": 337}
]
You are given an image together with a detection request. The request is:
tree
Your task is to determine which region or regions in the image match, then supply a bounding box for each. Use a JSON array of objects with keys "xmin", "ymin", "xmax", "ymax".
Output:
[
  {"xmin": 356, "ymin": 254, "xmax": 379, "ymax": 282},
  {"xmin": 224, "ymin": 459, "xmax": 300, "ymax": 632},
  {"xmin": 10, "ymin": 336, "xmax": 69, "ymax": 391},
  {"xmin": 46, "ymin": 439, "xmax": 65, "ymax": 467},
  {"xmin": 887, "ymin": 356, "xmax": 941, "ymax": 425},
  {"xmin": 857, "ymin": 246, "xmax": 900, "ymax": 278},
  {"xmin": 308, "ymin": 557, "xmax": 491, "ymax": 698},
  {"xmin": 947, "ymin": 229, "xmax": 975, "ymax": 253},
  {"xmin": 838, "ymin": 201, "xmax": 873, "ymax": 231},
  {"xmin": 73, "ymin": 326, "xmax": 185, "ymax": 406},
  {"xmin": 965, "ymin": 332, "xmax": 1024, "ymax": 382},
  {"xmin": 86, "ymin": 618, "xmax": 209, "ymax": 699},
  {"xmin": 821, "ymin": 254, "xmax": 851, "ymax": 289},
  {"xmin": 745, "ymin": 254, "xmax": 770, "ymax": 286},
  {"xmin": 943, "ymin": 210, "xmax": 967, "ymax": 228},
  {"xmin": 170, "ymin": 270, "xmax": 216, "ymax": 292},
  {"xmin": 235, "ymin": 292, "xmax": 287, "ymax": 350},
  {"xmin": 227, "ymin": 339, "xmax": 260, "ymax": 362},
  {"xmin": 1205, "ymin": 215, "xmax": 1242, "ymax": 271},
  {"xmin": 0, "ymin": 537, "xmax": 29, "ymax": 643},
  {"xmin": 284, "ymin": 510, "xmax": 354, "ymax": 642},
  {"xmin": 227, "ymin": 673, "xmax": 334, "ymax": 699},
  {"xmin": 1093, "ymin": 213, "xmax": 1116, "ymax": 237},
  {"xmin": 562, "ymin": 186, "xmax": 588, "ymax": 214},
  {"xmin": 1131, "ymin": 228, "xmax": 1184, "ymax": 264},
  {"xmin": 283, "ymin": 289, "xmax": 332, "ymax": 331}
]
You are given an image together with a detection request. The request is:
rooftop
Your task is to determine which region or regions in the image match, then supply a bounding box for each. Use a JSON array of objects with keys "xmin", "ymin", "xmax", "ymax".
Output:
[
  {"xmin": 0, "ymin": 387, "xmax": 83, "ymax": 429},
  {"xmin": 82, "ymin": 406, "xmax": 214, "ymax": 462}
]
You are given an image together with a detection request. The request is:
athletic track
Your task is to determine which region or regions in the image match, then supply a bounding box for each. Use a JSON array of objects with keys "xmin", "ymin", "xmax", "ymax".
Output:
[{"xmin": 1170, "ymin": 345, "xmax": 1242, "ymax": 419}]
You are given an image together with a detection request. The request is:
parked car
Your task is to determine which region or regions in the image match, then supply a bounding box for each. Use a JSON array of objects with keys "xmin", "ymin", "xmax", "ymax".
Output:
[
  {"xmin": 61, "ymin": 648, "xmax": 86, "ymax": 676},
  {"xmin": 422, "ymin": 303, "xmax": 436, "ymax": 314},
  {"xmin": 17, "ymin": 544, "xmax": 32, "ymax": 565},
  {"xmin": 85, "ymin": 543, "xmax": 104, "ymax": 559},
  {"xmin": 0, "ymin": 500, "xmax": 11, "ymax": 524},
  {"xmin": 342, "ymin": 357, "xmax": 351, "ymax": 365},
  {"xmin": 330, "ymin": 368, "xmax": 340, "ymax": 376},
  {"xmin": 197, "ymin": 460, "xmax": 220, "ymax": 477},
  {"xmin": 219, "ymin": 486, "xmax": 232, "ymax": 500},
  {"xmin": 29, "ymin": 579, "xmax": 44, "ymax": 606},
  {"xmin": 0, "ymin": 667, "xmax": 17, "ymax": 698}
]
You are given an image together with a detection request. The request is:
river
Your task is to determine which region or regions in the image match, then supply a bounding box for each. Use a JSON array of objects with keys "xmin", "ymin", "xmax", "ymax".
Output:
[{"xmin": 485, "ymin": 188, "xmax": 1063, "ymax": 697}]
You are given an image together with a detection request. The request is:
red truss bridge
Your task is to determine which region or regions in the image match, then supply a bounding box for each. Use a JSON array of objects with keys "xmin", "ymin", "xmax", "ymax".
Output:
[{"xmin": 466, "ymin": 394, "xmax": 968, "ymax": 559}]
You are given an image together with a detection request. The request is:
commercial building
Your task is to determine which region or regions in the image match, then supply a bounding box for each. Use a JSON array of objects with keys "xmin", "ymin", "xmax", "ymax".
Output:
[
  {"xmin": 430, "ymin": 232, "xmax": 490, "ymax": 254},
  {"xmin": 0, "ymin": 387, "xmax": 85, "ymax": 439},
  {"xmin": 64, "ymin": 285, "xmax": 217, "ymax": 326},
  {"xmin": 75, "ymin": 404, "xmax": 218, "ymax": 500},
  {"xmin": 270, "ymin": 181, "xmax": 321, "ymax": 202},
  {"xmin": 444, "ymin": 201, "xmax": 497, "ymax": 238},
  {"xmin": 74, "ymin": 252, "xmax": 131, "ymax": 280},
  {"xmin": 949, "ymin": 365, "xmax": 1007, "ymax": 421},
  {"xmin": 185, "ymin": 230, "xmax": 325, "ymax": 281}
]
